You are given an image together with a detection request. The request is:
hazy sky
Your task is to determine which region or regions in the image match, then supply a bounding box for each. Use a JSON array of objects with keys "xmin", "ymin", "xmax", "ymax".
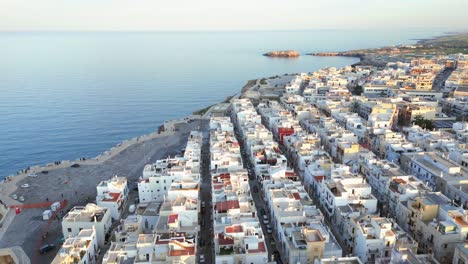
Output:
[{"xmin": 1, "ymin": 0, "xmax": 468, "ymax": 31}]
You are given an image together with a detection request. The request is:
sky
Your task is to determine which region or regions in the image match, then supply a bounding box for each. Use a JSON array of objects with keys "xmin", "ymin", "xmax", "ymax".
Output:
[{"xmin": 1, "ymin": 0, "xmax": 468, "ymax": 31}]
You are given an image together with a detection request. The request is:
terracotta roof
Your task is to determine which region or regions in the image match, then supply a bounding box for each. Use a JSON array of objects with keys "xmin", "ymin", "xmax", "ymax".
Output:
[
  {"xmin": 454, "ymin": 216, "xmax": 468, "ymax": 227},
  {"xmin": 225, "ymin": 225, "xmax": 243, "ymax": 233},
  {"xmin": 215, "ymin": 200, "xmax": 240, "ymax": 212},
  {"xmin": 102, "ymin": 192, "xmax": 122, "ymax": 202},
  {"xmin": 292, "ymin": 193, "xmax": 301, "ymax": 200},
  {"xmin": 168, "ymin": 240, "xmax": 195, "ymax": 256},
  {"xmin": 218, "ymin": 233, "xmax": 234, "ymax": 245},
  {"xmin": 394, "ymin": 178, "xmax": 407, "ymax": 184},
  {"xmin": 313, "ymin": 176, "xmax": 325, "ymax": 182},
  {"xmin": 247, "ymin": 242, "xmax": 266, "ymax": 253},
  {"xmin": 168, "ymin": 214, "xmax": 179, "ymax": 224},
  {"xmin": 219, "ymin": 173, "xmax": 231, "ymax": 179}
]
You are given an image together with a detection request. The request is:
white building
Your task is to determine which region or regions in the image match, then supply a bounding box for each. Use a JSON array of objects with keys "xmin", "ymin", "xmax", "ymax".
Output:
[
  {"xmin": 52, "ymin": 228, "xmax": 98, "ymax": 264},
  {"xmin": 62, "ymin": 203, "xmax": 112, "ymax": 247},
  {"xmin": 96, "ymin": 176, "xmax": 129, "ymax": 221}
]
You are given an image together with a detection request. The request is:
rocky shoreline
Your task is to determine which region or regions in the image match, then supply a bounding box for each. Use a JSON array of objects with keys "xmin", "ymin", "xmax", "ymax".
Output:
[{"xmin": 263, "ymin": 50, "xmax": 300, "ymax": 57}]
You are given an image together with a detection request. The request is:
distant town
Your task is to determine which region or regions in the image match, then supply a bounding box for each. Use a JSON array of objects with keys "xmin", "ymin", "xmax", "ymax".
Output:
[{"xmin": 1, "ymin": 36, "xmax": 468, "ymax": 264}]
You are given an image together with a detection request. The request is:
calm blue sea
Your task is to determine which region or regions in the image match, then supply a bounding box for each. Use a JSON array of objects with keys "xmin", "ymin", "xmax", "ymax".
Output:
[{"xmin": 0, "ymin": 29, "xmax": 444, "ymax": 178}]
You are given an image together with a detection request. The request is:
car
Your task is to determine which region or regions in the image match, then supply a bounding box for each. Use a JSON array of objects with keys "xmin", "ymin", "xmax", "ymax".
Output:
[
  {"xmin": 39, "ymin": 244, "xmax": 55, "ymax": 254},
  {"xmin": 267, "ymin": 227, "xmax": 273, "ymax": 234},
  {"xmin": 263, "ymin": 215, "xmax": 269, "ymax": 224},
  {"xmin": 201, "ymin": 201, "xmax": 206, "ymax": 208},
  {"xmin": 71, "ymin": 163, "xmax": 80, "ymax": 168},
  {"xmin": 11, "ymin": 194, "xmax": 18, "ymax": 200},
  {"xmin": 19, "ymin": 196, "xmax": 25, "ymax": 202},
  {"xmin": 199, "ymin": 254, "xmax": 206, "ymax": 263},
  {"xmin": 28, "ymin": 173, "xmax": 37, "ymax": 177},
  {"xmin": 253, "ymin": 186, "xmax": 259, "ymax": 193},
  {"xmin": 41, "ymin": 170, "xmax": 48, "ymax": 174},
  {"xmin": 21, "ymin": 183, "xmax": 30, "ymax": 188},
  {"xmin": 260, "ymin": 208, "xmax": 265, "ymax": 215}
]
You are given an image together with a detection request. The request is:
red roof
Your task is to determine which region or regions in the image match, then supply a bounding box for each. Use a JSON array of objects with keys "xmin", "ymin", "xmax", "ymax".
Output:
[
  {"xmin": 218, "ymin": 233, "xmax": 235, "ymax": 245},
  {"xmin": 278, "ymin": 127, "xmax": 294, "ymax": 133},
  {"xmin": 285, "ymin": 171, "xmax": 295, "ymax": 177},
  {"xmin": 247, "ymin": 242, "xmax": 266, "ymax": 253},
  {"xmin": 215, "ymin": 200, "xmax": 240, "ymax": 212},
  {"xmin": 225, "ymin": 225, "xmax": 243, "ymax": 233},
  {"xmin": 102, "ymin": 192, "xmax": 122, "ymax": 202},
  {"xmin": 292, "ymin": 193, "xmax": 301, "ymax": 200},
  {"xmin": 168, "ymin": 240, "xmax": 195, "ymax": 256},
  {"xmin": 168, "ymin": 214, "xmax": 179, "ymax": 224},
  {"xmin": 313, "ymin": 176, "xmax": 325, "ymax": 182},
  {"xmin": 213, "ymin": 183, "xmax": 224, "ymax": 190},
  {"xmin": 394, "ymin": 178, "xmax": 407, "ymax": 184},
  {"xmin": 219, "ymin": 173, "xmax": 231, "ymax": 179}
]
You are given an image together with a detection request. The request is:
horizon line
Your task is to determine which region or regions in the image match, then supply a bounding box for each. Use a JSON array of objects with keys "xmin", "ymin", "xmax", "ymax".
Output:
[{"xmin": 0, "ymin": 27, "xmax": 466, "ymax": 34}]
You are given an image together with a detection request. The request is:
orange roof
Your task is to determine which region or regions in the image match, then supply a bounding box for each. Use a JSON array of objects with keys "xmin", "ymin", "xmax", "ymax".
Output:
[
  {"xmin": 215, "ymin": 200, "xmax": 240, "ymax": 212},
  {"xmin": 218, "ymin": 233, "xmax": 234, "ymax": 245},
  {"xmin": 225, "ymin": 225, "xmax": 243, "ymax": 233},
  {"xmin": 247, "ymin": 242, "xmax": 266, "ymax": 253},
  {"xmin": 168, "ymin": 241, "xmax": 195, "ymax": 256},
  {"xmin": 102, "ymin": 192, "xmax": 122, "ymax": 202},
  {"xmin": 394, "ymin": 178, "xmax": 407, "ymax": 184},
  {"xmin": 454, "ymin": 216, "xmax": 468, "ymax": 227}
]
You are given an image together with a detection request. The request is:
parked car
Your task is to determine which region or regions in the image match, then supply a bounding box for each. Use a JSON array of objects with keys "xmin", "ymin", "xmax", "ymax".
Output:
[
  {"xmin": 21, "ymin": 183, "xmax": 30, "ymax": 188},
  {"xmin": 263, "ymin": 215, "xmax": 269, "ymax": 224},
  {"xmin": 201, "ymin": 201, "xmax": 206, "ymax": 208},
  {"xmin": 18, "ymin": 196, "xmax": 25, "ymax": 202},
  {"xmin": 253, "ymin": 186, "xmax": 259, "ymax": 193},
  {"xmin": 11, "ymin": 194, "xmax": 18, "ymax": 200},
  {"xmin": 39, "ymin": 244, "xmax": 55, "ymax": 254},
  {"xmin": 70, "ymin": 164, "xmax": 80, "ymax": 168},
  {"xmin": 267, "ymin": 224, "xmax": 273, "ymax": 234},
  {"xmin": 28, "ymin": 173, "xmax": 37, "ymax": 177},
  {"xmin": 199, "ymin": 254, "xmax": 206, "ymax": 263},
  {"xmin": 260, "ymin": 208, "xmax": 265, "ymax": 215}
]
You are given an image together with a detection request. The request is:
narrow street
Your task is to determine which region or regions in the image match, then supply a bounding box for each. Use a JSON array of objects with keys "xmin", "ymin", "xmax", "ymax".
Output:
[
  {"xmin": 198, "ymin": 119, "xmax": 214, "ymax": 263},
  {"xmin": 232, "ymin": 116, "xmax": 282, "ymax": 264}
]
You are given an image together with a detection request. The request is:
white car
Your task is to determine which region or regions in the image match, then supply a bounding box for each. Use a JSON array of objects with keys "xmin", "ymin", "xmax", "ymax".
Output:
[
  {"xmin": 11, "ymin": 194, "xmax": 18, "ymax": 200},
  {"xmin": 21, "ymin": 183, "xmax": 30, "ymax": 188},
  {"xmin": 28, "ymin": 173, "xmax": 37, "ymax": 178},
  {"xmin": 19, "ymin": 196, "xmax": 25, "ymax": 202},
  {"xmin": 199, "ymin": 254, "xmax": 205, "ymax": 263},
  {"xmin": 263, "ymin": 215, "xmax": 269, "ymax": 224}
]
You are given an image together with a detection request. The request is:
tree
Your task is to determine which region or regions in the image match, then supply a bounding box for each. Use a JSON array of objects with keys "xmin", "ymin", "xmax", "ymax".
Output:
[
  {"xmin": 350, "ymin": 101, "xmax": 359, "ymax": 113},
  {"xmin": 413, "ymin": 115, "xmax": 434, "ymax": 130},
  {"xmin": 354, "ymin": 85, "xmax": 363, "ymax": 95}
]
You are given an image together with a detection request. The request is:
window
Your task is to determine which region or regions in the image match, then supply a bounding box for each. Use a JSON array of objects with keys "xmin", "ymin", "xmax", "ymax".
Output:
[
  {"xmin": 67, "ymin": 228, "xmax": 72, "ymax": 233},
  {"xmin": 444, "ymin": 244, "xmax": 448, "ymax": 249},
  {"xmin": 156, "ymin": 181, "xmax": 159, "ymax": 183}
]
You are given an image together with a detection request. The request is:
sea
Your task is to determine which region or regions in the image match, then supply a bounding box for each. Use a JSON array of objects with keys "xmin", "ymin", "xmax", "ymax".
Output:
[{"xmin": 0, "ymin": 29, "xmax": 445, "ymax": 178}]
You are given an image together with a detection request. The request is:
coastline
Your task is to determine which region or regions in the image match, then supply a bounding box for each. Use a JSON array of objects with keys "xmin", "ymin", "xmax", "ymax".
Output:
[
  {"xmin": 0, "ymin": 115, "xmax": 210, "ymax": 261},
  {"xmin": 0, "ymin": 115, "xmax": 201, "ymax": 191}
]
